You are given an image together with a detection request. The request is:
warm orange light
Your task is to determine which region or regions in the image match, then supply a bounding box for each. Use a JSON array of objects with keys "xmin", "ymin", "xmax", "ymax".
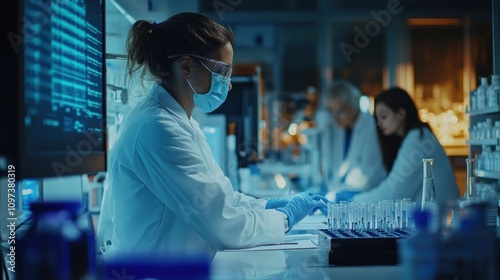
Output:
[
  {"xmin": 408, "ymin": 18, "xmax": 461, "ymax": 26},
  {"xmin": 395, "ymin": 63, "xmax": 414, "ymax": 95}
]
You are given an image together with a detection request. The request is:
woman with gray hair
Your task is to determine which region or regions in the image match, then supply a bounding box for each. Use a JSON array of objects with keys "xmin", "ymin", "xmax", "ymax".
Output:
[{"xmin": 316, "ymin": 80, "xmax": 386, "ymax": 202}]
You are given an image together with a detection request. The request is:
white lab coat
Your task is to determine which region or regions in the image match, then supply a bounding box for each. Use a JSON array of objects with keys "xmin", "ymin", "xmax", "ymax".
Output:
[
  {"xmin": 97, "ymin": 83, "xmax": 285, "ymax": 260},
  {"xmin": 353, "ymin": 127, "xmax": 460, "ymax": 204},
  {"xmin": 318, "ymin": 110, "xmax": 387, "ymax": 192}
]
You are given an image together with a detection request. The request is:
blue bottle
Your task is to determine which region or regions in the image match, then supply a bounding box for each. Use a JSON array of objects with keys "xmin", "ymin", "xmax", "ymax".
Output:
[
  {"xmin": 438, "ymin": 202, "xmax": 497, "ymax": 280},
  {"xmin": 17, "ymin": 201, "xmax": 95, "ymax": 280},
  {"xmin": 437, "ymin": 212, "xmax": 473, "ymax": 279},
  {"xmin": 465, "ymin": 203, "xmax": 496, "ymax": 280},
  {"xmin": 398, "ymin": 210, "xmax": 438, "ymax": 280}
]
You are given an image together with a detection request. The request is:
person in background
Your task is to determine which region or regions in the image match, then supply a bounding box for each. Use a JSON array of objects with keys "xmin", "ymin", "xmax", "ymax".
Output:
[
  {"xmin": 316, "ymin": 81, "xmax": 386, "ymax": 202},
  {"xmin": 349, "ymin": 87, "xmax": 459, "ymax": 203},
  {"xmin": 97, "ymin": 12, "xmax": 327, "ymax": 261}
]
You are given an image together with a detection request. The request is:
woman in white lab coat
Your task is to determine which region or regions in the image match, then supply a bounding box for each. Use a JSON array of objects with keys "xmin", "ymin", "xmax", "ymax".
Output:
[
  {"xmin": 97, "ymin": 12, "xmax": 326, "ymax": 261},
  {"xmin": 349, "ymin": 87, "xmax": 459, "ymax": 204}
]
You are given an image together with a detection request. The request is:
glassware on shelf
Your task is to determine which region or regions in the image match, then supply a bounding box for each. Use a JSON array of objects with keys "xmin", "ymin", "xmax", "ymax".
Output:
[
  {"xmin": 495, "ymin": 146, "xmax": 500, "ymax": 173},
  {"xmin": 485, "ymin": 146, "xmax": 494, "ymax": 172},
  {"xmin": 478, "ymin": 123, "xmax": 485, "ymax": 140},
  {"xmin": 470, "ymin": 89, "xmax": 477, "ymax": 111},
  {"xmin": 476, "ymin": 76, "xmax": 489, "ymax": 110},
  {"xmin": 466, "ymin": 158, "xmax": 478, "ymax": 201},
  {"xmin": 477, "ymin": 145, "xmax": 487, "ymax": 171},
  {"xmin": 485, "ymin": 118, "xmax": 493, "ymax": 139},
  {"xmin": 494, "ymin": 121, "xmax": 500, "ymax": 139},
  {"xmin": 487, "ymin": 75, "xmax": 500, "ymax": 108}
]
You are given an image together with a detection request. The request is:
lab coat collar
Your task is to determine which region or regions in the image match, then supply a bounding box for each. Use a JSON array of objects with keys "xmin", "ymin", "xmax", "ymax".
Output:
[
  {"xmin": 352, "ymin": 111, "xmax": 370, "ymax": 134},
  {"xmin": 150, "ymin": 82, "xmax": 190, "ymax": 122}
]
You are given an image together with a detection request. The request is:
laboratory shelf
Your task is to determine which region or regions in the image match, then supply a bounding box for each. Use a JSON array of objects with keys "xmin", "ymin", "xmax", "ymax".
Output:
[
  {"xmin": 466, "ymin": 139, "xmax": 500, "ymax": 146},
  {"xmin": 475, "ymin": 170, "xmax": 500, "ymax": 179},
  {"xmin": 465, "ymin": 106, "xmax": 500, "ymax": 116}
]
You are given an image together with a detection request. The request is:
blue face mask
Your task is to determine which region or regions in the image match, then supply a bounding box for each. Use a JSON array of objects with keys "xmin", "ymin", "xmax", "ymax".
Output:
[{"xmin": 185, "ymin": 72, "xmax": 230, "ymax": 113}]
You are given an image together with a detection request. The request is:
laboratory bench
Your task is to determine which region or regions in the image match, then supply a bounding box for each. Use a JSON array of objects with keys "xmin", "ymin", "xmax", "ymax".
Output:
[
  {"xmin": 211, "ymin": 248, "xmax": 403, "ymax": 280},
  {"xmin": 210, "ymin": 215, "xmax": 404, "ymax": 280}
]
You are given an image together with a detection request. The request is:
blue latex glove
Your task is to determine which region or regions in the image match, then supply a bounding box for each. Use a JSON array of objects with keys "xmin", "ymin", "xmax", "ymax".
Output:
[
  {"xmin": 266, "ymin": 192, "xmax": 329, "ymax": 213},
  {"xmin": 276, "ymin": 192, "xmax": 328, "ymax": 232},
  {"xmin": 265, "ymin": 197, "xmax": 290, "ymax": 209},
  {"xmin": 307, "ymin": 193, "xmax": 329, "ymax": 216},
  {"xmin": 334, "ymin": 190, "xmax": 361, "ymax": 203}
]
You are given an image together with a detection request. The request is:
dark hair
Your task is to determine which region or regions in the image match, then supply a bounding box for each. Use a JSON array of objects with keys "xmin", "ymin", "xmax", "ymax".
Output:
[
  {"xmin": 126, "ymin": 12, "xmax": 233, "ymax": 80},
  {"xmin": 374, "ymin": 87, "xmax": 431, "ymax": 171}
]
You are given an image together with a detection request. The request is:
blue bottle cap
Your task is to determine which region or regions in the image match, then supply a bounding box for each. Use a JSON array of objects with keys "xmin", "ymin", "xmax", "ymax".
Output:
[
  {"xmin": 412, "ymin": 209, "xmax": 430, "ymax": 229},
  {"xmin": 458, "ymin": 216, "xmax": 476, "ymax": 233}
]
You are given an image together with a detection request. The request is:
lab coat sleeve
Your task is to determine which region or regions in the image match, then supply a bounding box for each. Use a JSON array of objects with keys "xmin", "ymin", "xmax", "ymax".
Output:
[
  {"xmin": 193, "ymin": 121, "xmax": 268, "ymax": 210},
  {"xmin": 231, "ymin": 192, "xmax": 267, "ymax": 210},
  {"xmin": 134, "ymin": 116, "xmax": 285, "ymax": 250},
  {"xmin": 352, "ymin": 130, "xmax": 423, "ymax": 203},
  {"xmin": 96, "ymin": 179, "xmax": 113, "ymax": 252}
]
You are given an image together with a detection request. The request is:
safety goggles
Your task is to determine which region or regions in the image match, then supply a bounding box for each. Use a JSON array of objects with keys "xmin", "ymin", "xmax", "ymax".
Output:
[{"xmin": 168, "ymin": 54, "xmax": 232, "ymax": 78}]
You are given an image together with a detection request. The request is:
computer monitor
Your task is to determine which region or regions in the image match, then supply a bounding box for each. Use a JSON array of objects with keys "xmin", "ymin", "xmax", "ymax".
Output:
[
  {"xmin": 1, "ymin": 0, "xmax": 107, "ymax": 180},
  {"xmin": 209, "ymin": 74, "xmax": 262, "ymax": 167},
  {"xmin": 196, "ymin": 114, "xmax": 227, "ymax": 174}
]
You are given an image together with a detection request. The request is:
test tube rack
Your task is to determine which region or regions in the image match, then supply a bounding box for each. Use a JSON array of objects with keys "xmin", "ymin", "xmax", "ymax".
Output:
[{"xmin": 317, "ymin": 228, "xmax": 412, "ymax": 266}]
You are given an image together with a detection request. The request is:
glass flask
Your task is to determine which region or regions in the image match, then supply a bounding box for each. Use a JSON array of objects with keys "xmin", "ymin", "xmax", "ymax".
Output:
[
  {"xmin": 421, "ymin": 158, "xmax": 438, "ymax": 232},
  {"xmin": 465, "ymin": 158, "xmax": 477, "ymax": 201},
  {"xmin": 421, "ymin": 159, "xmax": 437, "ymax": 210}
]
